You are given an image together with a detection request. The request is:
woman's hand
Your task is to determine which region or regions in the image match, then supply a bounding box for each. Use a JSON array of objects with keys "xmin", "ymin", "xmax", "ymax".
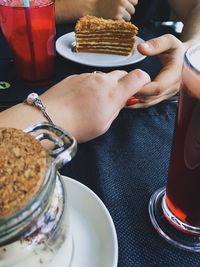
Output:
[
  {"xmin": 0, "ymin": 70, "xmax": 150, "ymax": 142},
  {"xmin": 131, "ymin": 34, "xmax": 186, "ymax": 108},
  {"xmin": 95, "ymin": 0, "xmax": 138, "ymax": 21},
  {"xmin": 41, "ymin": 69, "xmax": 150, "ymax": 142},
  {"xmin": 55, "ymin": 0, "xmax": 138, "ymax": 23}
]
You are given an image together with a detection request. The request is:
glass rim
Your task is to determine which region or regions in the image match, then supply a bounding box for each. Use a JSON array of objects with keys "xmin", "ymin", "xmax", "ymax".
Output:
[
  {"xmin": 0, "ymin": 0, "xmax": 54, "ymax": 8},
  {"xmin": 184, "ymin": 43, "xmax": 200, "ymax": 74}
]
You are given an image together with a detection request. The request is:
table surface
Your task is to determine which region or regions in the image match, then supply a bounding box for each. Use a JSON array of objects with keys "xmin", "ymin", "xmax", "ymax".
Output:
[{"xmin": 1, "ymin": 22, "xmax": 200, "ymax": 267}]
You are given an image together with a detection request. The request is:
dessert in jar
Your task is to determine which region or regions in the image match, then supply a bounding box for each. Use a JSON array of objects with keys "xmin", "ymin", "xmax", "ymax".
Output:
[{"xmin": 0, "ymin": 123, "xmax": 77, "ymax": 267}]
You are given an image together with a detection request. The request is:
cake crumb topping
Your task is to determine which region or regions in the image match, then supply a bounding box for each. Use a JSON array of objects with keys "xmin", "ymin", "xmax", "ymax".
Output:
[
  {"xmin": 0, "ymin": 128, "xmax": 46, "ymax": 219},
  {"xmin": 75, "ymin": 15, "xmax": 138, "ymax": 31}
]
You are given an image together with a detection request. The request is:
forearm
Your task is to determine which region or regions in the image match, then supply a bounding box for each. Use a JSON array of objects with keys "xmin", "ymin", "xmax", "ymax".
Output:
[
  {"xmin": 0, "ymin": 97, "xmax": 76, "ymax": 134},
  {"xmin": 0, "ymin": 103, "xmax": 49, "ymax": 130},
  {"xmin": 169, "ymin": 0, "xmax": 200, "ymax": 45},
  {"xmin": 181, "ymin": 4, "xmax": 200, "ymax": 45},
  {"xmin": 55, "ymin": 0, "xmax": 83, "ymax": 23},
  {"xmin": 0, "ymin": 70, "xmax": 151, "ymax": 142},
  {"xmin": 55, "ymin": 0, "xmax": 97, "ymax": 24}
]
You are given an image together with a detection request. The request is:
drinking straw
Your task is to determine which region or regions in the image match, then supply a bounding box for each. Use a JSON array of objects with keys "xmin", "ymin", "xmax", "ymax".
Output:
[
  {"xmin": 24, "ymin": 0, "xmax": 37, "ymax": 80},
  {"xmin": 23, "ymin": 0, "xmax": 30, "ymax": 7}
]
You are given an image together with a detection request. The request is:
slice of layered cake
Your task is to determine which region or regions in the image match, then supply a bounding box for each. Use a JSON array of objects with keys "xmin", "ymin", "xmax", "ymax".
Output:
[{"xmin": 75, "ymin": 15, "xmax": 138, "ymax": 56}]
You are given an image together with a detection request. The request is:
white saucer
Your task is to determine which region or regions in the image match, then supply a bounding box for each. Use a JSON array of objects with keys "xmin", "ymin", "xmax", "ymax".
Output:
[
  {"xmin": 56, "ymin": 32, "xmax": 146, "ymax": 67},
  {"xmin": 61, "ymin": 176, "xmax": 118, "ymax": 267}
]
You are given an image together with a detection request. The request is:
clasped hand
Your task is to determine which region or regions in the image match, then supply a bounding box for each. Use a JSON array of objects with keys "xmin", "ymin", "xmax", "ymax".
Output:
[{"xmin": 131, "ymin": 34, "xmax": 186, "ymax": 108}]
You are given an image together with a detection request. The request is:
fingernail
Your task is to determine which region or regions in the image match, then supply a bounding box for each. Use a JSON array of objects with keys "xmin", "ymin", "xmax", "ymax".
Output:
[{"xmin": 126, "ymin": 97, "xmax": 140, "ymax": 106}]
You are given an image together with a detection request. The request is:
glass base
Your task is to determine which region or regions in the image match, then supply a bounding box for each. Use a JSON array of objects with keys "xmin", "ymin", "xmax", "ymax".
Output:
[{"xmin": 149, "ymin": 187, "xmax": 200, "ymax": 252}]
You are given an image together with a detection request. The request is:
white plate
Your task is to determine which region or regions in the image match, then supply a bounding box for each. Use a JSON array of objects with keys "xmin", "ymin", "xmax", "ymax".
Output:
[
  {"xmin": 56, "ymin": 32, "xmax": 146, "ymax": 67},
  {"xmin": 61, "ymin": 176, "xmax": 118, "ymax": 267}
]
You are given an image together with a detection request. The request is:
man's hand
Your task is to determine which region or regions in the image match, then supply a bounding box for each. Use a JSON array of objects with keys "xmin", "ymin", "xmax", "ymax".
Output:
[{"xmin": 130, "ymin": 34, "xmax": 186, "ymax": 108}]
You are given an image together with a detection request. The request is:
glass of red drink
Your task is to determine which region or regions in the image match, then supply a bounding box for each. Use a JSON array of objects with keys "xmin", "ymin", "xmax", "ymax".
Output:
[
  {"xmin": 149, "ymin": 44, "xmax": 200, "ymax": 252},
  {"xmin": 0, "ymin": 0, "xmax": 55, "ymax": 86}
]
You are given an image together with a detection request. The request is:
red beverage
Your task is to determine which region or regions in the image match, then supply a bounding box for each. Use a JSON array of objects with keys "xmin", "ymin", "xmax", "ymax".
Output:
[
  {"xmin": 0, "ymin": 0, "xmax": 55, "ymax": 85},
  {"xmin": 165, "ymin": 46, "xmax": 200, "ymax": 228}
]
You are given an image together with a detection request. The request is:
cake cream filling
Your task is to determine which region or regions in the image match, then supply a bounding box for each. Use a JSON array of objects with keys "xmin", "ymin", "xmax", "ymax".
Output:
[
  {"xmin": 76, "ymin": 35, "xmax": 136, "ymax": 39},
  {"xmin": 77, "ymin": 45, "xmax": 132, "ymax": 50},
  {"xmin": 76, "ymin": 49, "xmax": 133, "ymax": 55},
  {"xmin": 76, "ymin": 33, "xmax": 136, "ymax": 36},
  {"xmin": 76, "ymin": 47, "xmax": 132, "ymax": 52},
  {"xmin": 76, "ymin": 37, "xmax": 135, "ymax": 41},
  {"xmin": 76, "ymin": 30, "xmax": 137, "ymax": 33},
  {"xmin": 77, "ymin": 42, "xmax": 134, "ymax": 47}
]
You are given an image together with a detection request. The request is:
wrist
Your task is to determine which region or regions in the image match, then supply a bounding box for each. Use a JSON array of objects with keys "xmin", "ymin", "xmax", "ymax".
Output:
[
  {"xmin": 0, "ymin": 100, "xmax": 78, "ymax": 141},
  {"xmin": 40, "ymin": 94, "xmax": 78, "ymax": 141},
  {"xmin": 0, "ymin": 102, "xmax": 45, "ymax": 130}
]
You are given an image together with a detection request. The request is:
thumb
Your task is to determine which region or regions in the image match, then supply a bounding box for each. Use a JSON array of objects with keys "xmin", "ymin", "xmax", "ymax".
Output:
[{"xmin": 137, "ymin": 34, "xmax": 182, "ymax": 56}]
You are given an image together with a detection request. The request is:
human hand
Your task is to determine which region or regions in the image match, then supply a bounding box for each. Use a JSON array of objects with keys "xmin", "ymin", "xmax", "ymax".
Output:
[
  {"xmin": 41, "ymin": 69, "xmax": 150, "ymax": 142},
  {"xmin": 55, "ymin": 0, "xmax": 138, "ymax": 23},
  {"xmin": 95, "ymin": 0, "xmax": 138, "ymax": 21},
  {"xmin": 130, "ymin": 34, "xmax": 186, "ymax": 108}
]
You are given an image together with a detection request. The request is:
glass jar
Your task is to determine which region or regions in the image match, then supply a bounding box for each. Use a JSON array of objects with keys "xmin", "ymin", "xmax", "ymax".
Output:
[{"xmin": 0, "ymin": 122, "xmax": 77, "ymax": 267}]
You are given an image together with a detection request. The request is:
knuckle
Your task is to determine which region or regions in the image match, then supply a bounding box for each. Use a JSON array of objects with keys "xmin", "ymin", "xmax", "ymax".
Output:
[
  {"xmin": 120, "ymin": 70, "xmax": 128, "ymax": 76},
  {"xmin": 130, "ymin": 7, "xmax": 135, "ymax": 15},
  {"xmin": 133, "ymin": 69, "xmax": 144, "ymax": 77},
  {"xmin": 153, "ymin": 87, "xmax": 162, "ymax": 96},
  {"xmin": 125, "ymin": 13, "xmax": 131, "ymax": 21},
  {"xmin": 148, "ymin": 38, "xmax": 161, "ymax": 50},
  {"xmin": 133, "ymin": 69, "xmax": 150, "ymax": 81},
  {"xmin": 128, "ymin": 0, "xmax": 138, "ymax": 4},
  {"xmin": 94, "ymin": 73, "xmax": 107, "ymax": 84},
  {"xmin": 165, "ymin": 34, "xmax": 177, "ymax": 42},
  {"xmin": 115, "ymin": 70, "xmax": 127, "ymax": 76},
  {"xmin": 165, "ymin": 34, "xmax": 182, "ymax": 46},
  {"xmin": 115, "ymin": 12, "xmax": 123, "ymax": 20}
]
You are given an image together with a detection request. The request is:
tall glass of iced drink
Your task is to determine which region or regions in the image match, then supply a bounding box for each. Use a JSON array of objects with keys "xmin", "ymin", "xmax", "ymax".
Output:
[
  {"xmin": 0, "ymin": 0, "xmax": 55, "ymax": 85},
  {"xmin": 149, "ymin": 44, "xmax": 200, "ymax": 252}
]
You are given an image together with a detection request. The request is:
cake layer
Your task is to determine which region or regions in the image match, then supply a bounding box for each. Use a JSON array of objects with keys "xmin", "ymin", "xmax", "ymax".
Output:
[
  {"xmin": 76, "ymin": 37, "xmax": 136, "ymax": 43},
  {"xmin": 76, "ymin": 39, "xmax": 134, "ymax": 44},
  {"xmin": 76, "ymin": 30, "xmax": 137, "ymax": 34},
  {"xmin": 77, "ymin": 47, "xmax": 131, "ymax": 52},
  {"xmin": 76, "ymin": 49, "xmax": 132, "ymax": 56},
  {"xmin": 76, "ymin": 39, "xmax": 135, "ymax": 44},
  {"xmin": 76, "ymin": 34, "xmax": 135, "ymax": 38},
  {"xmin": 77, "ymin": 43, "xmax": 134, "ymax": 47}
]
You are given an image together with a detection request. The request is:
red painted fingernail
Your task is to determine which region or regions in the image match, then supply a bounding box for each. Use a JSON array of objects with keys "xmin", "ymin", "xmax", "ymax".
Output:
[{"xmin": 126, "ymin": 97, "xmax": 140, "ymax": 106}]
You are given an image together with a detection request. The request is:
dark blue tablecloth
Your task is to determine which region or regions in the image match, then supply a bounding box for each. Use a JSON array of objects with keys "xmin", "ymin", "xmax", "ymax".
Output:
[{"xmin": 1, "ymin": 22, "xmax": 200, "ymax": 267}]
